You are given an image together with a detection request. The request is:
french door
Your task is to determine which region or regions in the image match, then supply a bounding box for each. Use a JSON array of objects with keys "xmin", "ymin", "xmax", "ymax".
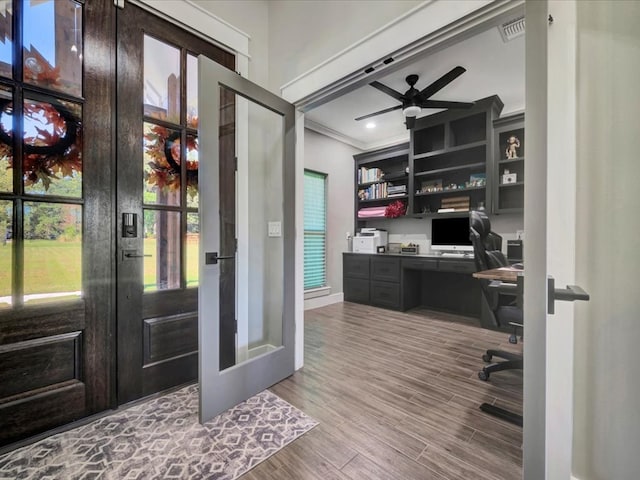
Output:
[
  {"xmin": 115, "ymin": 3, "xmax": 236, "ymax": 404},
  {"xmin": 198, "ymin": 57, "xmax": 296, "ymax": 421},
  {"xmin": 0, "ymin": 0, "xmax": 113, "ymax": 447}
]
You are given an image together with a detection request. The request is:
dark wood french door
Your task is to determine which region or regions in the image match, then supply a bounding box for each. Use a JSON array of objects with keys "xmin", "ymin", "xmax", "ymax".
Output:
[
  {"xmin": 0, "ymin": 0, "xmax": 114, "ymax": 447},
  {"xmin": 115, "ymin": 4, "xmax": 236, "ymax": 404}
]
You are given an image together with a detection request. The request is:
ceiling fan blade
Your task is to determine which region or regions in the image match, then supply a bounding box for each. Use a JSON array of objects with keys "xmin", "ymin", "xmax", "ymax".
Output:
[
  {"xmin": 355, "ymin": 104, "xmax": 403, "ymax": 121},
  {"xmin": 418, "ymin": 99, "xmax": 475, "ymax": 110},
  {"xmin": 405, "ymin": 116, "xmax": 416, "ymax": 130},
  {"xmin": 419, "ymin": 66, "xmax": 466, "ymax": 99},
  {"xmin": 369, "ymin": 81, "xmax": 405, "ymax": 101}
]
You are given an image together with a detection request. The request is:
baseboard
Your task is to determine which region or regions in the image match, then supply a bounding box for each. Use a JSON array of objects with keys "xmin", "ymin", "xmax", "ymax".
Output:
[{"xmin": 304, "ymin": 292, "xmax": 343, "ymax": 310}]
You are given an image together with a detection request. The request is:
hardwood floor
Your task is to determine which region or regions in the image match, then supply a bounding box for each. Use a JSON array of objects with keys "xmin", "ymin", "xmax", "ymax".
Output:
[{"xmin": 244, "ymin": 301, "xmax": 523, "ymax": 480}]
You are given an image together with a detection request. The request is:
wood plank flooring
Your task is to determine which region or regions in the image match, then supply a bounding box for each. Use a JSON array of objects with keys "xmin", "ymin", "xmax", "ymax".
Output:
[{"xmin": 243, "ymin": 302, "xmax": 523, "ymax": 480}]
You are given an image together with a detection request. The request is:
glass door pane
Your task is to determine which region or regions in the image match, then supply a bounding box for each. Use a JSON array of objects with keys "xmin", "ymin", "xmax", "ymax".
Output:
[{"xmin": 225, "ymin": 88, "xmax": 285, "ymax": 368}]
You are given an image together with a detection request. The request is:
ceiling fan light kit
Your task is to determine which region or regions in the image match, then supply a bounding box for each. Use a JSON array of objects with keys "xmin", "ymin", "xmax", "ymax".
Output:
[
  {"xmin": 402, "ymin": 105, "xmax": 421, "ymax": 117},
  {"xmin": 355, "ymin": 66, "xmax": 474, "ymax": 129}
]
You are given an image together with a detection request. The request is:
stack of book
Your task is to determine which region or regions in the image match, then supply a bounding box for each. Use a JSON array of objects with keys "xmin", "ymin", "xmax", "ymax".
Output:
[
  {"xmin": 387, "ymin": 185, "xmax": 407, "ymax": 197},
  {"xmin": 438, "ymin": 195, "xmax": 470, "ymax": 213}
]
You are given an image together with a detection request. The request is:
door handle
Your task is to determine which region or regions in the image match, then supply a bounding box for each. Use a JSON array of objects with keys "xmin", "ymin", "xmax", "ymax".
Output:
[
  {"xmin": 205, "ymin": 252, "xmax": 235, "ymax": 265},
  {"xmin": 122, "ymin": 249, "xmax": 151, "ymax": 260},
  {"xmin": 548, "ymin": 277, "xmax": 590, "ymax": 314}
]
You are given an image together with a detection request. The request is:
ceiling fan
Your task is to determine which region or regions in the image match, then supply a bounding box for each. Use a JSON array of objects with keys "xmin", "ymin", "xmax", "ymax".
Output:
[{"xmin": 355, "ymin": 66, "xmax": 474, "ymax": 129}]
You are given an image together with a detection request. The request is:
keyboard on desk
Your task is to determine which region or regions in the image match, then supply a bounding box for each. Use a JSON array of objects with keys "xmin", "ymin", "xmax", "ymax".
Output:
[{"xmin": 440, "ymin": 252, "xmax": 473, "ymax": 258}]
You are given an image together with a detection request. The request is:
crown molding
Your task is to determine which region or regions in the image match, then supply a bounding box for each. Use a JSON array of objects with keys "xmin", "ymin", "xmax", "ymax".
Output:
[{"xmin": 304, "ymin": 119, "xmax": 409, "ymax": 152}]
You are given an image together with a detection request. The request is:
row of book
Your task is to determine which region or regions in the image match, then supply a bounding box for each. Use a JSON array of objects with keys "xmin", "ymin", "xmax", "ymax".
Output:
[
  {"xmin": 358, "ymin": 182, "xmax": 388, "ymax": 200},
  {"xmin": 358, "ymin": 183, "xmax": 408, "ymax": 201},
  {"xmin": 357, "ymin": 166, "xmax": 384, "ymax": 184}
]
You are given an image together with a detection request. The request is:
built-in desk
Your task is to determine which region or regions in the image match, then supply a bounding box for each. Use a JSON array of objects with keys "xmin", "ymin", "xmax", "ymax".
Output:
[{"xmin": 343, "ymin": 253, "xmax": 481, "ymax": 318}]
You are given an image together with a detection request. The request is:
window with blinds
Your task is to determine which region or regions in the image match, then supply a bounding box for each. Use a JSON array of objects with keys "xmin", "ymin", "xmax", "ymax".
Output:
[{"xmin": 304, "ymin": 170, "xmax": 327, "ymax": 290}]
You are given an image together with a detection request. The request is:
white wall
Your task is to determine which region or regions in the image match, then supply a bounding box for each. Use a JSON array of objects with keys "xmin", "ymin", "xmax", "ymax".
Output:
[
  {"xmin": 191, "ymin": 0, "xmax": 269, "ymax": 86},
  {"xmin": 304, "ymin": 129, "xmax": 361, "ymax": 302},
  {"xmin": 267, "ymin": 0, "xmax": 422, "ymax": 92},
  {"xmin": 573, "ymin": 1, "xmax": 640, "ymax": 478}
]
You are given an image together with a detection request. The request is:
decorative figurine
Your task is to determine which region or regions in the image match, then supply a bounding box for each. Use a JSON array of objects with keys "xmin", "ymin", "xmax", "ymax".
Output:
[{"xmin": 505, "ymin": 135, "xmax": 521, "ymax": 159}]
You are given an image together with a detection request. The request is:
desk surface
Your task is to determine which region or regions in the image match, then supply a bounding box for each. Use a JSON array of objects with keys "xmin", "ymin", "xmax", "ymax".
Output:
[{"xmin": 473, "ymin": 267, "xmax": 523, "ymax": 282}]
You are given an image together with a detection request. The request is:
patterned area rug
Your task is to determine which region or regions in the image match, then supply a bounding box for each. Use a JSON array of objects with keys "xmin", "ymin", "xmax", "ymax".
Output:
[{"xmin": 0, "ymin": 385, "xmax": 318, "ymax": 480}]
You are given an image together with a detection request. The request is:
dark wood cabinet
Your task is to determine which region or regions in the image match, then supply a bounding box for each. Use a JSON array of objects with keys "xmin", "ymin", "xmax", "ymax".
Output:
[
  {"xmin": 370, "ymin": 281, "xmax": 401, "ymax": 309},
  {"xmin": 343, "ymin": 254, "xmax": 401, "ymax": 310},
  {"xmin": 343, "ymin": 253, "xmax": 480, "ymax": 317},
  {"xmin": 343, "ymin": 254, "xmax": 370, "ymax": 280},
  {"xmin": 371, "ymin": 256, "xmax": 401, "ymax": 283}
]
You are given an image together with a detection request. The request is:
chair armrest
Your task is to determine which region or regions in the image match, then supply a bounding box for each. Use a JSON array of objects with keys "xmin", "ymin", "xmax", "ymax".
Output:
[{"xmin": 488, "ymin": 280, "xmax": 518, "ymax": 295}]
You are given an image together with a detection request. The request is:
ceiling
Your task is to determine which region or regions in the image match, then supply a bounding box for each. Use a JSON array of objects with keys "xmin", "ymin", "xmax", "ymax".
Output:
[{"xmin": 304, "ymin": 21, "xmax": 525, "ymax": 151}]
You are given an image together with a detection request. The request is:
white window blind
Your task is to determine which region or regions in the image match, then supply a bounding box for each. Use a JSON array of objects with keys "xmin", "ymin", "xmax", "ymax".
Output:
[{"xmin": 304, "ymin": 170, "xmax": 327, "ymax": 290}]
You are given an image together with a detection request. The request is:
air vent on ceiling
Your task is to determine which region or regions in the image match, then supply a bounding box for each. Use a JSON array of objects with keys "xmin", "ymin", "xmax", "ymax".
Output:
[{"xmin": 499, "ymin": 16, "xmax": 525, "ymax": 42}]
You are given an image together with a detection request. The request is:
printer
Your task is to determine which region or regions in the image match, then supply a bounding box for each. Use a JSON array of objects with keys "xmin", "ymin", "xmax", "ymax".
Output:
[{"xmin": 353, "ymin": 228, "xmax": 388, "ymax": 254}]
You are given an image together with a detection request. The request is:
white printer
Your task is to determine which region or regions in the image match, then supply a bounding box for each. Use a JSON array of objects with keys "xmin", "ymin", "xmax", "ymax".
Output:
[{"xmin": 353, "ymin": 228, "xmax": 388, "ymax": 254}]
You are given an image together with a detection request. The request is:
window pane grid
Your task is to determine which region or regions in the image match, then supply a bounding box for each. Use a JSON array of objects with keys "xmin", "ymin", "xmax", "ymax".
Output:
[
  {"xmin": 0, "ymin": 1, "xmax": 85, "ymax": 307},
  {"xmin": 142, "ymin": 34, "xmax": 199, "ymax": 293}
]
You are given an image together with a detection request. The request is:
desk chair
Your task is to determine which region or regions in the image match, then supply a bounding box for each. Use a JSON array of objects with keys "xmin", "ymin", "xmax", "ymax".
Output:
[{"xmin": 469, "ymin": 210, "xmax": 523, "ymax": 381}]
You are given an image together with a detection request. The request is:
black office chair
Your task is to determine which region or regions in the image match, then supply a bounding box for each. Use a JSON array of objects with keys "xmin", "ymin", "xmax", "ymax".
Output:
[{"xmin": 469, "ymin": 210, "xmax": 523, "ymax": 381}]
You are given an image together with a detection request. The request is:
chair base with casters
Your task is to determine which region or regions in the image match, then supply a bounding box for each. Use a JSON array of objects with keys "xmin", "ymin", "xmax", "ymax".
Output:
[
  {"xmin": 478, "ymin": 350, "xmax": 523, "ymax": 381},
  {"xmin": 479, "ymin": 403, "xmax": 523, "ymax": 427}
]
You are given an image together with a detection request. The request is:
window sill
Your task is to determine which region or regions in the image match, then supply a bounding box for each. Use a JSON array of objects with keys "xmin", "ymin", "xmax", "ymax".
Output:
[{"xmin": 304, "ymin": 286, "xmax": 331, "ymax": 300}]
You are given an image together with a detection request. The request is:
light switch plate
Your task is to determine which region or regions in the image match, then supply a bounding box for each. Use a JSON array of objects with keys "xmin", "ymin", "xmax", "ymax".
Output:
[{"xmin": 268, "ymin": 221, "xmax": 281, "ymax": 237}]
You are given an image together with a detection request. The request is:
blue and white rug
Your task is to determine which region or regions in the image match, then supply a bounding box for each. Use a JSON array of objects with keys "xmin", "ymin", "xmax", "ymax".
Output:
[{"xmin": 0, "ymin": 385, "xmax": 318, "ymax": 479}]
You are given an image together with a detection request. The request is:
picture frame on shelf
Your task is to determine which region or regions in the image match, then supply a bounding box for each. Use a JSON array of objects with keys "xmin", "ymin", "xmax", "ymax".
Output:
[
  {"xmin": 468, "ymin": 173, "xmax": 486, "ymax": 187},
  {"xmin": 420, "ymin": 179, "xmax": 442, "ymax": 193}
]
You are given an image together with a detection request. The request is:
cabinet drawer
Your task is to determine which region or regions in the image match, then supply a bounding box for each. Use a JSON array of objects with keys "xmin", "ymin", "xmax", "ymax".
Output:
[
  {"xmin": 370, "ymin": 281, "xmax": 400, "ymax": 309},
  {"xmin": 401, "ymin": 258, "xmax": 438, "ymax": 271},
  {"xmin": 343, "ymin": 254, "xmax": 370, "ymax": 279},
  {"xmin": 438, "ymin": 260, "xmax": 476, "ymax": 274},
  {"xmin": 371, "ymin": 256, "xmax": 400, "ymax": 283},
  {"xmin": 344, "ymin": 278, "xmax": 370, "ymax": 304}
]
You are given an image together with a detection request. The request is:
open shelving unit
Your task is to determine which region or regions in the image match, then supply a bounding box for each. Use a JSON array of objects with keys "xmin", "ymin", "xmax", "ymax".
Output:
[
  {"xmin": 353, "ymin": 96, "xmax": 508, "ymax": 230},
  {"xmin": 411, "ymin": 97, "xmax": 503, "ymax": 216},
  {"xmin": 493, "ymin": 112, "xmax": 525, "ymax": 213},
  {"xmin": 353, "ymin": 143, "xmax": 410, "ymax": 229}
]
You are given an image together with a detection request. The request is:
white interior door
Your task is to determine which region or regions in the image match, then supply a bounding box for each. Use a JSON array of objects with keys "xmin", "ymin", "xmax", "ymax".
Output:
[
  {"xmin": 197, "ymin": 57, "xmax": 296, "ymax": 422},
  {"xmin": 524, "ymin": 1, "xmax": 640, "ymax": 478},
  {"xmin": 525, "ymin": 2, "xmax": 584, "ymax": 478}
]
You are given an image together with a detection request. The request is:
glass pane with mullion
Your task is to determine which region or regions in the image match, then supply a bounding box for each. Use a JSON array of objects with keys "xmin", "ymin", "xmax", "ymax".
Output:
[
  {"xmin": 23, "ymin": 201, "xmax": 82, "ymax": 304},
  {"xmin": 186, "ymin": 134, "xmax": 198, "ymax": 208},
  {"xmin": 143, "ymin": 122, "xmax": 182, "ymax": 206},
  {"xmin": 186, "ymin": 212, "xmax": 198, "ymax": 287},
  {"xmin": 0, "ymin": 1, "xmax": 12, "ymax": 79},
  {"xmin": 0, "ymin": 200, "xmax": 12, "ymax": 308},
  {"xmin": 186, "ymin": 54, "xmax": 198, "ymax": 128},
  {"xmin": 23, "ymin": 0, "xmax": 83, "ymax": 97},
  {"xmin": 23, "ymin": 94, "xmax": 83, "ymax": 197},
  {"xmin": 144, "ymin": 34, "xmax": 181, "ymax": 124},
  {"xmin": 143, "ymin": 209, "xmax": 181, "ymax": 292},
  {"xmin": 0, "ymin": 86, "xmax": 12, "ymax": 192}
]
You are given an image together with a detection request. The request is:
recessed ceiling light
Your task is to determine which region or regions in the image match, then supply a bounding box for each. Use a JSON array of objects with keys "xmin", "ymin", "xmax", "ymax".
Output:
[{"xmin": 366, "ymin": 122, "xmax": 376, "ymax": 129}]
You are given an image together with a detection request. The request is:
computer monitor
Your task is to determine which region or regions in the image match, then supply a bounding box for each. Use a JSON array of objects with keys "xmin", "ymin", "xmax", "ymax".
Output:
[{"xmin": 431, "ymin": 216, "xmax": 473, "ymax": 253}]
